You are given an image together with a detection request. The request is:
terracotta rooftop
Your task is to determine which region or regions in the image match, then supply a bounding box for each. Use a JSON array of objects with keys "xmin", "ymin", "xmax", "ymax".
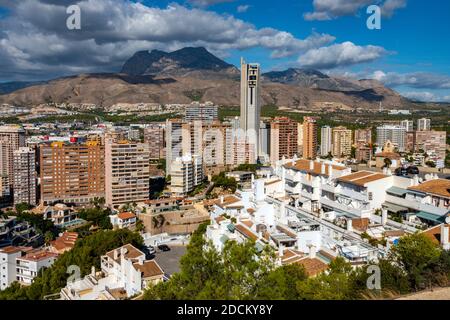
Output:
[
  {"xmin": 117, "ymin": 212, "xmax": 136, "ymax": 220},
  {"xmin": 235, "ymin": 224, "xmax": 258, "ymax": 241},
  {"xmin": 105, "ymin": 244, "xmax": 144, "ymax": 263},
  {"xmin": 50, "ymin": 232, "xmax": 78, "ymax": 251},
  {"xmin": 241, "ymin": 220, "xmax": 254, "ymax": 228},
  {"xmin": 408, "ymin": 179, "xmax": 450, "ymax": 198},
  {"xmin": 214, "ymin": 195, "xmax": 243, "ymax": 209},
  {"xmin": 375, "ymin": 152, "xmax": 401, "ymax": 159},
  {"xmin": 338, "ymin": 171, "xmax": 389, "ymax": 187},
  {"xmin": 19, "ymin": 250, "xmax": 58, "ymax": 262},
  {"xmin": 297, "ymin": 257, "xmax": 329, "ymax": 276},
  {"xmin": 0, "ymin": 246, "xmax": 32, "ymax": 254},
  {"xmin": 422, "ymin": 224, "xmax": 450, "ymax": 245},
  {"xmin": 278, "ymin": 249, "xmax": 305, "ymax": 265},
  {"xmin": 284, "ymin": 159, "xmax": 347, "ymax": 176},
  {"xmin": 384, "ymin": 230, "xmax": 406, "ymax": 238},
  {"xmin": 351, "ymin": 218, "xmax": 370, "ymax": 232},
  {"xmin": 133, "ymin": 260, "xmax": 164, "ymax": 278}
]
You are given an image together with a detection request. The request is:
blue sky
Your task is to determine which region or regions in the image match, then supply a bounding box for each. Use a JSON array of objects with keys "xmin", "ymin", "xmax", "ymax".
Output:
[{"xmin": 0, "ymin": 0, "xmax": 449, "ymax": 101}]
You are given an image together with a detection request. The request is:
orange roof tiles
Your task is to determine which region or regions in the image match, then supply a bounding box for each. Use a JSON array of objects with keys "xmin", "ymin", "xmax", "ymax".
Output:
[
  {"xmin": 118, "ymin": 212, "xmax": 136, "ymax": 220},
  {"xmin": 106, "ymin": 244, "xmax": 144, "ymax": 263},
  {"xmin": 214, "ymin": 195, "xmax": 242, "ymax": 209},
  {"xmin": 338, "ymin": 171, "xmax": 389, "ymax": 187},
  {"xmin": 297, "ymin": 257, "xmax": 329, "ymax": 276},
  {"xmin": 422, "ymin": 224, "xmax": 450, "ymax": 245},
  {"xmin": 408, "ymin": 179, "xmax": 450, "ymax": 198},
  {"xmin": 133, "ymin": 260, "xmax": 164, "ymax": 278},
  {"xmin": 235, "ymin": 224, "xmax": 258, "ymax": 241},
  {"xmin": 20, "ymin": 250, "xmax": 58, "ymax": 262},
  {"xmin": 284, "ymin": 159, "xmax": 347, "ymax": 176}
]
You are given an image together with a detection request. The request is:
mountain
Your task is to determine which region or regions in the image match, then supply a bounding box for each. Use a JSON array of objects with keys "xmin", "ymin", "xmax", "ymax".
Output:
[
  {"xmin": 0, "ymin": 81, "xmax": 46, "ymax": 95},
  {"xmin": 121, "ymin": 47, "xmax": 239, "ymax": 79},
  {"xmin": 0, "ymin": 47, "xmax": 414, "ymax": 110}
]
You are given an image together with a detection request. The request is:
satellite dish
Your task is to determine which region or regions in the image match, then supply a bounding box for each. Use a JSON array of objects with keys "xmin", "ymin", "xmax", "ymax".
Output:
[{"xmin": 445, "ymin": 216, "xmax": 450, "ymax": 224}]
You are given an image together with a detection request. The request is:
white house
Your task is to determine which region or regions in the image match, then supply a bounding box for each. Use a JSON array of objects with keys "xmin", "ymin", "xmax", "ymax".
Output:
[
  {"xmin": 109, "ymin": 212, "xmax": 137, "ymax": 230},
  {"xmin": 15, "ymin": 250, "xmax": 58, "ymax": 285}
]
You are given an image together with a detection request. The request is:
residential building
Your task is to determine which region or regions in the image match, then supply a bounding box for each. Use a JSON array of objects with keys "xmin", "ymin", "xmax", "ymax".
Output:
[
  {"xmin": 259, "ymin": 121, "xmax": 271, "ymax": 161},
  {"xmin": 240, "ymin": 58, "xmax": 261, "ymax": 160},
  {"xmin": 0, "ymin": 216, "xmax": 42, "ymax": 248},
  {"xmin": 320, "ymin": 126, "xmax": 332, "ymax": 157},
  {"xmin": 297, "ymin": 123, "xmax": 303, "ymax": 157},
  {"xmin": 105, "ymin": 139, "xmax": 151, "ymax": 207},
  {"xmin": 16, "ymin": 250, "xmax": 58, "ymax": 285},
  {"xmin": 165, "ymin": 119, "xmax": 184, "ymax": 174},
  {"xmin": 185, "ymin": 102, "xmax": 218, "ymax": 122},
  {"xmin": 31, "ymin": 203, "xmax": 80, "ymax": 228},
  {"xmin": 127, "ymin": 127, "xmax": 141, "ymax": 141},
  {"xmin": 170, "ymin": 154, "xmax": 203, "ymax": 196},
  {"xmin": 144, "ymin": 123, "xmax": 165, "ymax": 160},
  {"xmin": 354, "ymin": 128, "xmax": 372, "ymax": 145},
  {"xmin": 407, "ymin": 130, "xmax": 446, "ymax": 160},
  {"xmin": 39, "ymin": 141, "xmax": 105, "ymax": 205},
  {"xmin": 61, "ymin": 244, "xmax": 164, "ymax": 300},
  {"xmin": 0, "ymin": 125, "xmax": 25, "ymax": 198},
  {"xmin": 13, "ymin": 147, "xmax": 36, "ymax": 206},
  {"xmin": 109, "ymin": 212, "xmax": 137, "ymax": 230},
  {"xmin": 376, "ymin": 125, "xmax": 406, "ymax": 152},
  {"xmin": 332, "ymin": 126, "xmax": 352, "ymax": 157},
  {"xmin": 270, "ymin": 117, "xmax": 298, "ymax": 165},
  {"xmin": 417, "ymin": 118, "xmax": 431, "ymax": 131},
  {"xmin": 0, "ymin": 246, "xmax": 32, "ymax": 290},
  {"xmin": 49, "ymin": 232, "xmax": 78, "ymax": 254},
  {"xmin": 302, "ymin": 117, "xmax": 318, "ymax": 160},
  {"xmin": 400, "ymin": 120, "xmax": 414, "ymax": 132}
]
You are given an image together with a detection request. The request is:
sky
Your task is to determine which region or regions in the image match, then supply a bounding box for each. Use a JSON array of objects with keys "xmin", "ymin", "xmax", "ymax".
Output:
[{"xmin": 0, "ymin": 0, "xmax": 449, "ymax": 102}]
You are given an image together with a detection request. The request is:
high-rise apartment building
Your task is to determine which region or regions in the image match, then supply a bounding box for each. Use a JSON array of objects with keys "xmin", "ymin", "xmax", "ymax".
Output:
[
  {"xmin": 240, "ymin": 58, "xmax": 260, "ymax": 161},
  {"xmin": 376, "ymin": 125, "xmax": 406, "ymax": 152},
  {"xmin": 259, "ymin": 121, "xmax": 271, "ymax": 161},
  {"xmin": 13, "ymin": 147, "xmax": 36, "ymax": 206},
  {"xmin": 417, "ymin": 118, "xmax": 431, "ymax": 131},
  {"xmin": 105, "ymin": 139, "xmax": 150, "ymax": 207},
  {"xmin": 320, "ymin": 126, "xmax": 332, "ymax": 157},
  {"xmin": 144, "ymin": 123, "xmax": 165, "ymax": 160},
  {"xmin": 169, "ymin": 154, "xmax": 203, "ymax": 196},
  {"xmin": 0, "ymin": 126, "xmax": 25, "ymax": 196},
  {"xmin": 332, "ymin": 126, "xmax": 352, "ymax": 157},
  {"xmin": 185, "ymin": 103, "xmax": 218, "ymax": 123},
  {"xmin": 297, "ymin": 123, "xmax": 303, "ymax": 157},
  {"xmin": 165, "ymin": 119, "xmax": 184, "ymax": 174},
  {"xmin": 354, "ymin": 128, "xmax": 372, "ymax": 145},
  {"xmin": 400, "ymin": 120, "xmax": 414, "ymax": 132},
  {"xmin": 302, "ymin": 117, "xmax": 318, "ymax": 160},
  {"xmin": 407, "ymin": 130, "xmax": 446, "ymax": 160},
  {"xmin": 40, "ymin": 141, "xmax": 105, "ymax": 205},
  {"xmin": 270, "ymin": 117, "xmax": 298, "ymax": 165}
]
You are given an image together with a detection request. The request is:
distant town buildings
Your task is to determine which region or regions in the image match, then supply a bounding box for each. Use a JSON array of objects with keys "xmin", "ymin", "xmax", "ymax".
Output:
[
  {"xmin": 331, "ymin": 126, "xmax": 352, "ymax": 157},
  {"xmin": 144, "ymin": 123, "xmax": 165, "ymax": 160},
  {"xmin": 376, "ymin": 125, "xmax": 407, "ymax": 152},
  {"xmin": 185, "ymin": 102, "xmax": 218, "ymax": 123},
  {"xmin": 0, "ymin": 125, "xmax": 25, "ymax": 199}
]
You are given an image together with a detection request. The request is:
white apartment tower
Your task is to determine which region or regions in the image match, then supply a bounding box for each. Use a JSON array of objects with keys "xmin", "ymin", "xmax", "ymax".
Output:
[
  {"xmin": 13, "ymin": 147, "xmax": 36, "ymax": 206},
  {"xmin": 376, "ymin": 125, "xmax": 406, "ymax": 152},
  {"xmin": 240, "ymin": 58, "xmax": 261, "ymax": 162},
  {"xmin": 170, "ymin": 154, "xmax": 203, "ymax": 196},
  {"xmin": 417, "ymin": 118, "xmax": 431, "ymax": 131},
  {"xmin": 401, "ymin": 120, "xmax": 414, "ymax": 132},
  {"xmin": 320, "ymin": 126, "xmax": 333, "ymax": 157}
]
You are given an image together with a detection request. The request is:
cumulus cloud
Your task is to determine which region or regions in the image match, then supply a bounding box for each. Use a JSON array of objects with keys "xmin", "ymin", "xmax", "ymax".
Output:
[
  {"xmin": 368, "ymin": 71, "xmax": 450, "ymax": 89},
  {"xmin": 188, "ymin": 0, "xmax": 235, "ymax": 8},
  {"xmin": 0, "ymin": 0, "xmax": 335, "ymax": 81},
  {"xmin": 402, "ymin": 91, "xmax": 450, "ymax": 103},
  {"xmin": 298, "ymin": 41, "xmax": 388, "ymax": 69},
  {"xmin": 304, "ymin": 0, "xmax": 407, "ymax": 21},
  {"xmin": 237, "ymin": 5, "xmax": 250, "ymax": 13}
]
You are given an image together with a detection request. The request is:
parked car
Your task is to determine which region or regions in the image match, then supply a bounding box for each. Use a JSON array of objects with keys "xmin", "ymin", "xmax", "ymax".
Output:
[
  {"xmin": 407, "ymin": 166, "xmax": 420, "ymax": 175},
  {"xmin": 158, "ymin": 244, "xmax": 171, "ymax": 252}
]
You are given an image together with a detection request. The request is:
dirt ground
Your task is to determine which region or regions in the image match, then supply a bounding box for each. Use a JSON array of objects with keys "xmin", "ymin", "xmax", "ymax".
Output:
[{"xmin": 396, "ymin": 287, "xmax": 450, "ymax": 300}]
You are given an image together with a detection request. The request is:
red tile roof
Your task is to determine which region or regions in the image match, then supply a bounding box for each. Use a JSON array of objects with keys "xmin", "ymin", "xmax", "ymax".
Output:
[{"xmin": 118, "ymin": 212, "xmax": 136, "ymax": 220}]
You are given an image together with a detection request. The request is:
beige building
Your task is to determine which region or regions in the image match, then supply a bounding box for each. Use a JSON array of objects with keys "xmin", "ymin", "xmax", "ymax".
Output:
[
  {"xmin": 408, "ymin": 130, "xmax": 446, "ymax": 160},
  {"xmin": 40, "ymin": 141, "xmax": 105, "ymax": 205},
  {"xmin": 105, "ymin": 139, "xmax": 150, "ymax": 207},
  {"xmin": 302, "ymin": 117, "xmax": 318, "ymax": 160},
  {"xmin": 0, "ymin": 126, "xmax": 25, "ymax": 197},
  {"xmin": 332, "ymin": 126, "xmax": 352, "ymax": 157},
  {"xmin": 270, "ymin": 117, "xmax": 298, "ymax": 165},
  {"xmin": 170, "ymin": 154, "xmax": 203, "ymax": 196},
  {"xmin": 144, "ymin": 123, "xmax": 165, "ymax": 160},
  {"xmin": 13, "ymin": 147, "xmax": 36, "ymax": 206},
  {"xmin": 354, "ymin": 128, "xmax": 372, "ymax": 145}
]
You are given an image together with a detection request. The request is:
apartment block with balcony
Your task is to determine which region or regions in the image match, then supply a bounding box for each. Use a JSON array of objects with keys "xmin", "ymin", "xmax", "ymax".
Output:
[
  {"xmin": 15, "ymin": 250, "xmax": 58, "ymax": 285},
  {"xmin": 169, "ymin": 154, "xmax": 203, "ymax": 196}
]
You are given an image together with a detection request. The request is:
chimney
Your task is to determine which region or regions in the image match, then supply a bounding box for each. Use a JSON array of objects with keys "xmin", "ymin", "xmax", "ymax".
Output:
[
  {"xmin": 113, "ymin": 249, "xmax": 119, "ymax": 260},
  {"xmin": 328, "ymin": 164, "xmax": 333, "ymax": 178},
  {"xmin": 321, "ymin": 163, "xmax": 326, "ymax": 175},
  {"xmin": 309, "ymin": 245, "xmax": 317, "ymax": 259},
  {"xmin": 346, "ymin": 219, "xmax": 353, "ymax": 232},
  {"xmin": 220, "ymin": 195, "xmax": 224, "ymax": 204},
  {"xmin": 91, "ymin": 266, "xmax": 96, "ymax": 276},
  {"xmin": 309, "ymin": 160, "xmax": 314, "ymax": 170},
  {"xmin": 278, "ymin": 244, "xmax": 284, "ymax": 257},
  {"xmin": 441, "ymin": 224, "xmax": 449, "ymax": 247},
  {"xmin": 381, "ymin": 209, "xmax": 388, "ymax": 226}
]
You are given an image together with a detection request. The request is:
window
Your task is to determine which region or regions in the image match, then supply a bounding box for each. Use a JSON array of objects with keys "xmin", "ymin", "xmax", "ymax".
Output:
[{"xmin": 368, "ymin": 192, "xmax": 373, "ymax": 201}]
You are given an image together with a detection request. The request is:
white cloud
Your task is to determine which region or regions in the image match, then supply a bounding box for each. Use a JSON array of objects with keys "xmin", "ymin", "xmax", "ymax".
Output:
[
  {"xmin": 188, "ymin": 0, "xmax": 235, "ymax": 7},
  {"xmin": 402, "ymin": 91, "xmax": 450, "ymax": 102},
  {"xmin": 237, "ymin": 5, "xmax": 250, "ymax": 13},
  {"xmin": 368, "ymin": 71, "xmax": 450, "ymax": 89},
  {"xmin": 0, "ymin": 0, "xmax": 336, "ymax": 81},
  {"xmin": 298, "ymin": 41, "xmax": 388, "ymax": 69},
  {"xmin": 304, "ymin": 0, "xmax": 407, "ymax": 21}
]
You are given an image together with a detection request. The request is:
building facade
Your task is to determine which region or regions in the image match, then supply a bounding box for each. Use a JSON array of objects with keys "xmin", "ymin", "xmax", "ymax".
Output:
[
  {"xmin": 40, "ymin": 141, "xmax": 105, "ymax": 205},
  {"xmin": 105, "ymin": 139, "xmax": 151, "ymax": 207},
  {"xmin": 13, "ymin": 147, "xmax": 36, "ymax": 206},
  {"xmin": 270, "ymin": 117, "xmax": 298, "ymax": 165},
  {"xmin": 376, "ymin": 125, "xmax": 406, "ymax": 152},
  {"xmin": 302, "ymin": 117, "xmax": 318, "ymax": 160},
  {"xmin": 320, "ymin": 126, "xmax": 332, "ymax": 157},
  {"xmin": 144, "ymin": 123, "xmax": 165, "ymax": 160},
  {"xmin": 332, "ymin": 126, "xmax": 352, "ymax": 157}
]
